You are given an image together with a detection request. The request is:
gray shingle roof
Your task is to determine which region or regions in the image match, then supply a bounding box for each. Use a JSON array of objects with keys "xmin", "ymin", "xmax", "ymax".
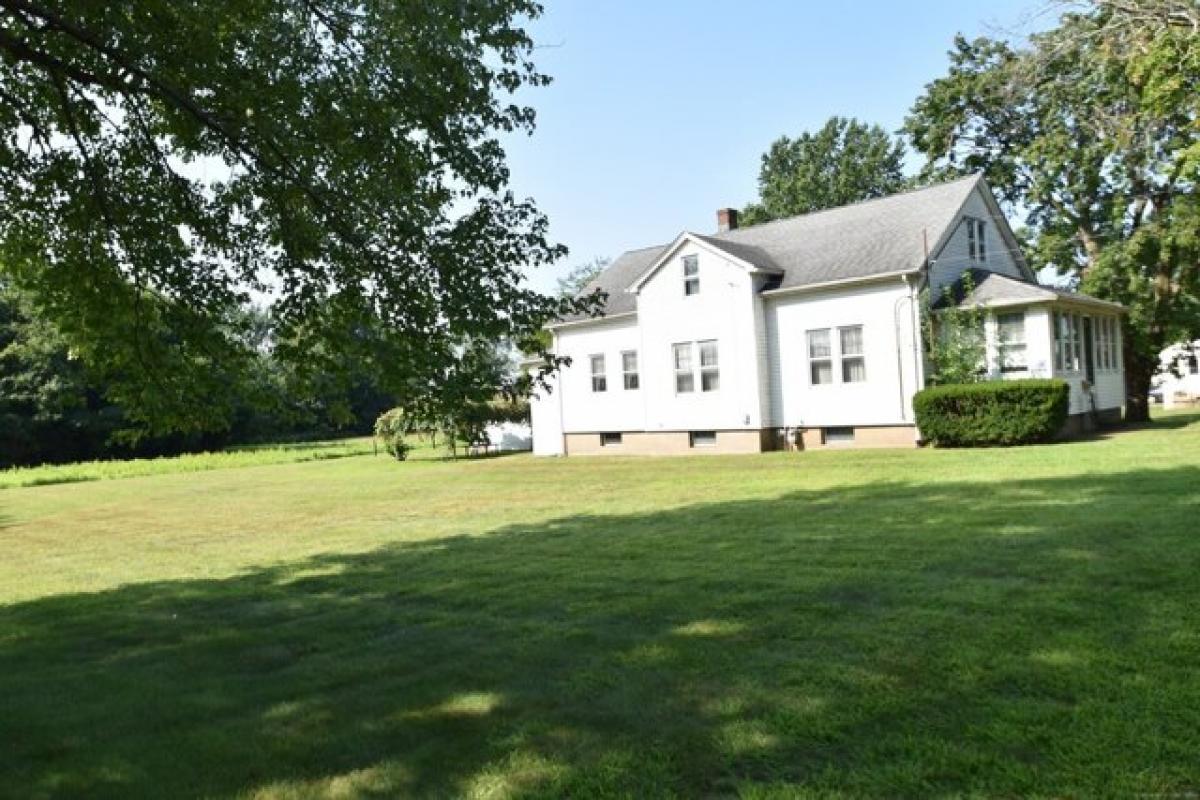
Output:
[
  {"xmin": 933, "ymin": 268, "xmax": 1124, "ymax": 311},
  {"xmin": 557, "ymin": 174, "xmax": 986, "ymax": 324},
  {"xmin": 561, "ymin": 244, "xmax": 666, "ymax": 321}
]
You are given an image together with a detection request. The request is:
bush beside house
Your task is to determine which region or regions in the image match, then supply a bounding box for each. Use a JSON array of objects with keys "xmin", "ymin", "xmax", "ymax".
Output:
[{"xmin": 914, "ymin": 379, "xmax": 1070, "ymax": 447}]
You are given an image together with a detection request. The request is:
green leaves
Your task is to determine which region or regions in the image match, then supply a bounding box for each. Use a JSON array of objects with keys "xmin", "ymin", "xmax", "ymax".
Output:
[
  {"xmin": 741, "ymin": 116, "xmax": 907, "ymax": 225},
  {"xmin": 905, "ymin": 2, "xmax": 1200, "ymax": 418},
  {"xmin": 0, "ymin": 0, "xmax": 596, "ymax": 437}
]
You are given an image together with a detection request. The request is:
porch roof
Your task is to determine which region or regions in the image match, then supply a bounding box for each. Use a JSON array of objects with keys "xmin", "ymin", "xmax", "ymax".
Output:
[{"xmin": 933, "ymin": 269, "xmax": 1125, "ymax": 313}]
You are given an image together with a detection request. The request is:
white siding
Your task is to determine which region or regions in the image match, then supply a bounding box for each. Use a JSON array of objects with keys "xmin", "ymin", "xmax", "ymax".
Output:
[
  {"xmin": 635, "ymin": 241, "xmax": 766, "ymax": 431},
  {"xmin": 928, "ymin": 187, "xmax": 1028, "ymax": 301},
  {"xmin": 553, "ymin": 316, "xmax": 644, "ymax": 433},
  {"xmin": 768, "ymin": 279, "xmax": 921, "ymax": 428},
  {"xmin": 529, "ymin": 369, "xmax": 564, "ymax": 455}
]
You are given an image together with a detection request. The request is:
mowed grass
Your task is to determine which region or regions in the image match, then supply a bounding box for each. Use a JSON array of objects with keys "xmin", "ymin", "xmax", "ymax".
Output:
[
  {"xmin": 2, "ymin": 414, "xmax": 1199, "ymax": 798},
  {"xmin": 0, "ymin": 435, "xmax": 453, "ymax": 490}
]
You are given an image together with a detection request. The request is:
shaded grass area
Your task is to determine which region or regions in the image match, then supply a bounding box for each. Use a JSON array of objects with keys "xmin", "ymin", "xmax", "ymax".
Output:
[{"xmin": 2, "ymin": 414, "xmax": 1199, "ymax": 797}]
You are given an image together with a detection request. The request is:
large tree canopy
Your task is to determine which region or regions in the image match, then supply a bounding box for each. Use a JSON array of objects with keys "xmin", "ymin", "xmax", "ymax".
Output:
[
  {"xmin": 0, "ymin": 0, "xmax": 595, "ymax": 437},
  {"xmin": 742, "ymin": 116, "xmax": 907, "ymax": 225},
  {"xmin": 905, "ymin": 0, "xmax": 1200, "ymax": 420}
]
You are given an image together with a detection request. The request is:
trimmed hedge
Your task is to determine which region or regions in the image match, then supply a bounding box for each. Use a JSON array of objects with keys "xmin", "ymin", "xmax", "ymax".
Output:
[{"xmin": 913, "ymin": 379, "xmax": 1070, "ymax": 447}]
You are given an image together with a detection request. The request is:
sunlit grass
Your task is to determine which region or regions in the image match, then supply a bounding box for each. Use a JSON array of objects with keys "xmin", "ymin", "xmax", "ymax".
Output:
[
  {"xmin": 0, "ymin": 435, "xmax": 467, "ymax": 489},
  {"xmin": 1, "ymin": 410, "xmax": 1198, "ymax": 797}
]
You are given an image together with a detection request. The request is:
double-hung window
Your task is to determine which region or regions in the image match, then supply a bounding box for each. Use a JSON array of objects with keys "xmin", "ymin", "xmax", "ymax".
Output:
[
  {"xmin": 967, "ymin": 218, "xmax": 987, "ymax": 261},
  {"xmin": 622, "ymin": 350, "xmax": 639, "ymax": 390},
  {"xmin": 590, "ymin": 354, "xmax": 607, "ymax": 392},
  {"xmin": 809, "ymin": 327, "xmax": 866, "ymax": 384},
  {"xmin": 996, "ymin": 312, "xmax": 1027, "ymax": 372},
  {"xmin": 673, "ymin": 341, "xmax": 719, "ymax": 393},
  {"xmin": 673, "ymin": 343, "xmax": 694, "ymax": 393},
  {"xmin": 683, "ymin": 255, "xmax": 700, "ymax": 296},
  {"xmin": 808, "ymin": 329, "xmax": 833, "ymax": 385},
  {"xmin": 839, "ymin": 326, "xmax": 866, "ymax": 383},
  {"xmin": 699, "ymin": 340, "xmax": 720, "ymax": 391}
]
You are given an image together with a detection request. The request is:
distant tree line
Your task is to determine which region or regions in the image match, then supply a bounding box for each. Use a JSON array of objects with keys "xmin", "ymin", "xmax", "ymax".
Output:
[{"xmin": 0, "ymin": 282, "xmax": 394, "ymax": 468}]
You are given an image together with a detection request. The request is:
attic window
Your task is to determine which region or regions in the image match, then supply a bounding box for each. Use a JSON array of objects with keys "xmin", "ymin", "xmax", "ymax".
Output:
[
  {"xmin": 683, "ymin": 255, "xmax": 700, "ymax": 296},
  {"xmin": 967, "ymin": 218, "xmax": 987, "ymax": 261}
]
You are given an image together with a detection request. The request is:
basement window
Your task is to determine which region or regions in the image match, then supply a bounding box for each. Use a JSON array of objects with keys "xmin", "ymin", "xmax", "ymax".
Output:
[
  {"xmin": 689, "ymin": 431, "xmax": 717, "ymax": 447},
  {"xmin": 822, "ymin": 427, "xmax": 855, "ymax": 446},
  {"xmin": 600, "ymin": 432, "xmax": 623, "ymax": 447}
]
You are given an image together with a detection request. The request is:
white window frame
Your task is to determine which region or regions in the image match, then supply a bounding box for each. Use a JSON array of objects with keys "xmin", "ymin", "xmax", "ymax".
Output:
[
  {"xmin": 808, "ymin": 326, "xmax": 866, "ymax": 385},
  {"xmin": 996, "ymin": 311, "xmax": 1028, "ymax": 373},
  {"xmin": 683, "ymin": 255, "xmax": 700, "ymax": 296},
  {"xmin": 589, "ymin": 354, "xmax": 607, "ymax": 392},
  {"xmin": 807, "ymin": 328, "xmax": 833, "ymax": 385},
  {"xmin": 689, "ymin": 430, "xmax": 717, "ymax": 447},
  {"xmin": 600, "ymin": 432, "xmax": 622, "ymax": 447},
  {"xmin": 967, "ymin": 217, "xmax": 987, "ymax": 262},
  {"xmin": 838, "ymin": 325, "xmax": 866, "ymax": 383},
  {"xmin": 1054, "ymin": 312, "xmax": 1083, "ymax": 373},
  {"xmin": 673, "ymin": 342, "xmax": 694, "ymax": 393},
  {"xmin": 622, "ymin": 350, "xmax": 639, "ymax": 390},
  {"xmin": 698, "ymin": 340, "xmax": 719, "ymax": 392}
]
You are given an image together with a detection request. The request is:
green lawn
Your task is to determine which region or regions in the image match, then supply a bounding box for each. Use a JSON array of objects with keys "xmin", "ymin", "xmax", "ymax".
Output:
[{"xmin": 2, "ymin": 414, "xmax": 1199, "ymax": 798}]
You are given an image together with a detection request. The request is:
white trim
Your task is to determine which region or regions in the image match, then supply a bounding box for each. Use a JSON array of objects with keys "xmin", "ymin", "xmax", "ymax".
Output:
[
  {"xmin": 762, "ymin": 269, "xmax": 919, "ymax": 298},
  {"xmin": 629, "ymin": 232, "xmax": 780, "ymax": 293},
  {"xmin": 545, "ymin": 310, "xmax": 637, "ymax": 331},
  {"xmin": 953, "ymin": 296, "xmax": 1126, "ymax": 313}
]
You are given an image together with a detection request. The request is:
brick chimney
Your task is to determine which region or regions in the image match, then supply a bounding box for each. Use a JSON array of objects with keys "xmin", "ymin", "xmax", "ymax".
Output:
[{"xmin": 716, "ymin": 207, "xmax": 739, "ymax": 233}]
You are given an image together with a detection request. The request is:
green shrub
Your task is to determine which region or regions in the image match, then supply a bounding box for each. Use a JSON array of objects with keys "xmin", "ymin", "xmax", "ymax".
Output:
[
  {"xmin": 373, "ymin": 408, "xmax": 412, "ymax": 461},
  {"xmin": 913, "ymin": 379, "xmax": 1070, "ymax": 447}
]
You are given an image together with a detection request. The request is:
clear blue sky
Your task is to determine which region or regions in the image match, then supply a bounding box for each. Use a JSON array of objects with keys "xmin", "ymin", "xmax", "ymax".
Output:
[{"xmin": 503, "ymin": 0, "xmax": 1051, "ymax": 293}]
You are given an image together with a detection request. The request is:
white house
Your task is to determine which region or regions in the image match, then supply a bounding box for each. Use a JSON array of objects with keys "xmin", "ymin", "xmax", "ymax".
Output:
[
  {"xmin": 1154, "ymin": 340, "xmax": 1200, "ymax": 408},
  {"xmin": 531, "ymin": 175, "xmax": 1127, "ymax": 456}
]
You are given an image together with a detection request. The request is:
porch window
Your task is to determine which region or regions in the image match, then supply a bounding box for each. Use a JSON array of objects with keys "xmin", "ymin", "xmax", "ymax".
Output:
[
  {"xmin": 1099, "ymin": 317, "xmax": 1122, "ymax": 371},
  {"xmin": 673, "ymin": 343, "xmax": 694, "ymax": 393},
  {"xmin": 699, "ymin": 340, "xmax": 720, "ymax": 392},
  {"xmin": 808, "ymin": 329, "xmax": 833, "ymax": 385},
  {"xmin": 683, "ymin": 255, "xmax": 700, "ymax": 296},
  {"xmin": 1096, "ymin": 317, "xmax": 1121, "ymax": 372},
  {"xmin": 590, "ymin": 354, "xmax": 607, "ymax": 392},
  {"xmin": 622, "ymin": 350, "xmax": 639, "ymax": 390},
  {"xmin": 1054, "ymin": 312, "xmax": 1082, "ymax": 373},
  {"xmin": 839, "ymin": 326, "xmax": 866, "ymax": 383},
  {"xmin": 996, "ymin": 312, "xmax": 1027, "ymax": 372}
]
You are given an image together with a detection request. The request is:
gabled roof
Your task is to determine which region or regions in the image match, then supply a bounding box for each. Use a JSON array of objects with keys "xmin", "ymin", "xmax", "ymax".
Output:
[
  {"xmin": 933, "ymin": 268, "xmax": 1126, "ymax": 312},
  {"xmin": 556, "ymin": 174, "xmax": 990, "ymax": 324},
  {"xmin": 628, "ymin": 232, "xmax": 783, "ymax": 292},
  {"xmin": 564, "ymin": 244, "xmax": 667, "ymax": 320}
]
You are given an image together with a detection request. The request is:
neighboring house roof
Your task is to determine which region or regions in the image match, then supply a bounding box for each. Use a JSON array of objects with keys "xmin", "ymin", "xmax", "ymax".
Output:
[
  {"xmin": 933, "ymin": 268, "xmax": 1125, "ymax": 312},
  {"xmin": 557, "ymin": 174, "xmax": 989, "ymax": 324}
]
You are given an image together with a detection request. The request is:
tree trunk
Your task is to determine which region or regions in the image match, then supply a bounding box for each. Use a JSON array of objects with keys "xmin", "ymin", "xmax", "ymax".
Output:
[{"xmin": 1124, "ymin": 349, "xmax": 1158, "ymax": 423}]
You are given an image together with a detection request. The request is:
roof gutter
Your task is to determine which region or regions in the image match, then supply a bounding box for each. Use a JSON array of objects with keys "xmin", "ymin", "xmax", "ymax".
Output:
[
  {"xmin": 544, "ymin": 310, "xmax": 637, "ymax": 331},
  {"xmin": 760, "ymin": 268, "xmax": 922, "ymax": 298}
]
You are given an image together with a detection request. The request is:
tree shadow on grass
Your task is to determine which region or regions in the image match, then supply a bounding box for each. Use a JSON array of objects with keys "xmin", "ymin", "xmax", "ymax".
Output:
[{"xmin": 2, "ymin": 467, "xmax": 1199, "ymax": 798}]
